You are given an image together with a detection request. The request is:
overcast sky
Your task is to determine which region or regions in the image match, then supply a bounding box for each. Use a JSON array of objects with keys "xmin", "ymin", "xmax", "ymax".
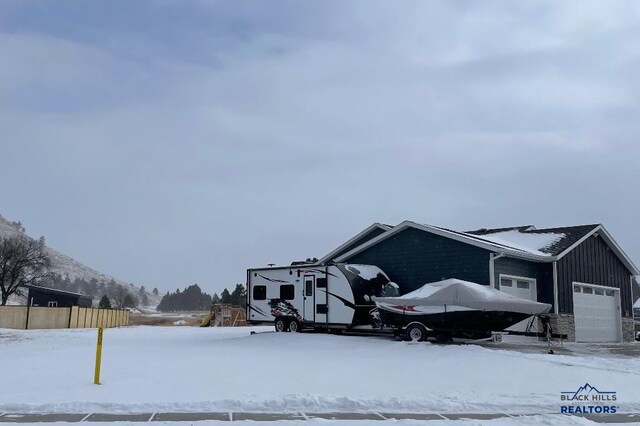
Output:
[{"xmin": 1, "ymin": 1, "xmax": 639, "ymax": 295}]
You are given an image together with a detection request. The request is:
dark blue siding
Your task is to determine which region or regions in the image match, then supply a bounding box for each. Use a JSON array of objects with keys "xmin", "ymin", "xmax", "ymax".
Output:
[
  {"xmin": 343, "ymin": 228, "xmax": 491, "ymax": 293},
  {"xmin": 557, "ymin": 234, "xmax": 633, "ymax": 317},
  {"xmin": 494, "ymin": 257, "xmax": 554, "ymax": 310},
  {"xmin": 328, "ymin": 227, "xmax": 388, "ymax": 262}
]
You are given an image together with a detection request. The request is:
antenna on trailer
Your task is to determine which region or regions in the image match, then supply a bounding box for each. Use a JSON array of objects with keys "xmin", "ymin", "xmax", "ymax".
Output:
[{"xmin": 267, "ymin": 263, "xmax": 275, "ymax": 267}]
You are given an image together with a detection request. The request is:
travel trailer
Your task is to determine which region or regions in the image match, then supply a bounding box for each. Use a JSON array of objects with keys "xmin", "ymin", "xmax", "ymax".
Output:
[{"xmin": 246, "ymin": 263, "xmax": 397, "ymax": 332}]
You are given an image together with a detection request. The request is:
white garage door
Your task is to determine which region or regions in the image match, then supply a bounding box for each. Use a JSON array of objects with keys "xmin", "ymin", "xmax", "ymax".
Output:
[
  {"xmin": 499, "ymin": 276, "xmax": 537, "ymax": 342},
  {"xmin": 573, "ymin": 283, "xmax": 621, "ymax": 343}
]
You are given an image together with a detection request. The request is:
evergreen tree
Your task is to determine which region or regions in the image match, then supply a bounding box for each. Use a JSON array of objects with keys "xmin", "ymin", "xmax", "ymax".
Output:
[
  {"xmin": 230, "ymin": 284, "xmax": 247, "ymax": 307},
  {"xmin": 138, "ymin": 286, "xmax": 149, "ymax": 305},
  {"xmin": 152, "ymin": 287, "xmax": 159, "ymax": 296},
  {"xmin": 98, "ymin": 295, "xmax": 112, "ymax": 309},
  {"xmin": 156, "ymin": 284, "xmax": 213, "ymax": 312},
  {"xmin": 123, "ymin": 294, "xmax": 137, "ymax": 308},
  {"xmin": 220, "ymin": 288, "xmax": 232, "ymax": 304}
]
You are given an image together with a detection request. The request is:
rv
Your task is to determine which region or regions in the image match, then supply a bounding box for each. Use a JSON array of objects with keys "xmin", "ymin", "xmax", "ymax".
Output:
[
  {"xmin": 246, "ymin": 263, "xmax": 565, "ymax": 348},
  {"xmin": 246, "ymin": 263, "xmax": 398, "ymax": 332}
]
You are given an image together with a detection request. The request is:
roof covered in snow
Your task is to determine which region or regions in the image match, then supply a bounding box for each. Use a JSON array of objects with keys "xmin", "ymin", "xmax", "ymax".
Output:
[
  {"xmin": 334, "ymin": 221, "xmax": 639, "ymax": 275},
  {"xmin": 465, "ymin": 224, "xmax": 600, "ymax": 256}
]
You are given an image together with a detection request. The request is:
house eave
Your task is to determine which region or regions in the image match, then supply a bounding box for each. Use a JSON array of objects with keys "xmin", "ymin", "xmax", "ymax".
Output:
[
  {"xmin": 335, "ymin": 220, "xmax": 557, "ymax": 263},
  {"xmin": 317, "ymin": 222, "xmax": 392, "ymax": 265}
]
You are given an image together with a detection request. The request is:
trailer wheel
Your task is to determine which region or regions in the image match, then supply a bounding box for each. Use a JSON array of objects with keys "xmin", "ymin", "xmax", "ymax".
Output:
[
  {"xmin": 274, "ymin": 317, "xmax": 288, "ymax": 332},
  {"xmin": 288, "ymin": 319, "xmax": 300, "ymax": 333},
  {"xmin": 405, "ymin": 323, "xmax": 427, "ymax": 342}
]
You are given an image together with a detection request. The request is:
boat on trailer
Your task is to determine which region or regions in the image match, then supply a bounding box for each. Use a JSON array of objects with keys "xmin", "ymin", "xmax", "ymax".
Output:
[{"xmin": 374, "ymin": 278, "xmax": 553, "ymax": 342}]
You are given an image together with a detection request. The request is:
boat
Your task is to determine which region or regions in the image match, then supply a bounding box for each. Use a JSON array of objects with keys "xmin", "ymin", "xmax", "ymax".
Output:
[{"xmin": 373, "ymin": 278, "xmax": 552, "ymax": 341}]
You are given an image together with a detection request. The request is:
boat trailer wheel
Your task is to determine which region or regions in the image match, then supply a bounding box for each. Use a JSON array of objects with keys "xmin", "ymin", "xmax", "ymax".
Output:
[{"xmin": 405, "ymin": 324, "xmax": 427, "ymax": 342}]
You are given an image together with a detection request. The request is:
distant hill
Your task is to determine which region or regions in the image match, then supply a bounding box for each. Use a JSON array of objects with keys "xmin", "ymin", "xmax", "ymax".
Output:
[{"xmin": 0, "ymin": 213, "xmax": 160, "ymax": 308}]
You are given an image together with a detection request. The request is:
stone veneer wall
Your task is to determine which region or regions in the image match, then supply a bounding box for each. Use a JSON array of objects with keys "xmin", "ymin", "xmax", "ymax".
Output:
[
  {"xmin": 547, "ymin": 313, "xmax": 576, "ymax": 342},
  {"xmin": 622, "ymin": 318, "xmax": 635, "ymax": 342}
]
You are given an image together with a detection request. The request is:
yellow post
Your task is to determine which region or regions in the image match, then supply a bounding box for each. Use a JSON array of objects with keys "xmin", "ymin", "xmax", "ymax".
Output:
[{"xmin": 94, "ymin": 327, "xmax": 103, "ymax": 385}]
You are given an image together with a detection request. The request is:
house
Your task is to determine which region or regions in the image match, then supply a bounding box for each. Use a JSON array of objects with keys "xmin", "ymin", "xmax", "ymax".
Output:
[
  {"xmin": 26, "ymin": 284, "xmax": 92, "ymax": 308},
  {"xmin": 318, "ymin": 221, "xmax": 639, "ymax": 343}
]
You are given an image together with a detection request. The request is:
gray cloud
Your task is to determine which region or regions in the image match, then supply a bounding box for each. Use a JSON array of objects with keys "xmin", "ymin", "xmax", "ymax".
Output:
[{"xmin": 1, "ymin": 1, "xmax": 639, "ymax": 293}]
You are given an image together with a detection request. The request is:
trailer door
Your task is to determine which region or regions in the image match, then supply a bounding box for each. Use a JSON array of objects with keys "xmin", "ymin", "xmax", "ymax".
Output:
[
  {"xmin": 315, "ymin": 275, "xmax": 328, "ymax": 324},
  {"xmin": 303, "ymin": 275, "xmax": 315, "ymax": 323}
]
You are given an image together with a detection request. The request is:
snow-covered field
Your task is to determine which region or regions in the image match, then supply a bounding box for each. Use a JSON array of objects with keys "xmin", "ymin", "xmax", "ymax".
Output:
[{"xmin": 0, "ymin": 326, "xmax": 638, "ymax": 416}]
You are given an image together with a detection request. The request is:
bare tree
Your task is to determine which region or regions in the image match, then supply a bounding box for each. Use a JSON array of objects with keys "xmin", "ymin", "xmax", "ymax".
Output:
[
  {"xmin": 0, "ymin": 235, "xmax": 52, "ymax": 305},
  {"xmin": 112, "ymin": 285, "xmax": 133, "ymax": 309}
]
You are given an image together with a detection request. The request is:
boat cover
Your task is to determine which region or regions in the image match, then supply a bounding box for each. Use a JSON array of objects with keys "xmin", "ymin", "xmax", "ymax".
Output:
[{"xmin": 374, "ymin": 278, "xmax": 551, "ymax": 315}]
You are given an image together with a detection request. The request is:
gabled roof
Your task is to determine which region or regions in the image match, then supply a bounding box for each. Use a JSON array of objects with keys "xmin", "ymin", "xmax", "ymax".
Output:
[
  {"xmin": 334, "ymin": 221, "xmax": 639, "ymax": 275},
  {"xmin": 24, "ymin": 284, "xmax": 92, "ymax": 300},
  {"xmin": 466, "ymin": 224, "xmax": 600, "ymax": 256},
  {"xmin": 317, "ymin": 223, "xmax": 391, "ymax": 264},
  {"xmin": 467, "ymin": 225, "xmax": 537, "ymax": 235},
  {"xmin": 335, "ymin": 221, "xmax": 555, "ymax": 263}
]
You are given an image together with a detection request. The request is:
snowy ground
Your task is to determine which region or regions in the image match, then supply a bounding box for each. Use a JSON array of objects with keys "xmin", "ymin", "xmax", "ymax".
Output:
[
  {"xmin": 0, "ymin": 417, "xmax": 615, "ymax": 426},
  {"xmin": 0, "ymin": 326, "xmax": 638, "ymax": 418}
]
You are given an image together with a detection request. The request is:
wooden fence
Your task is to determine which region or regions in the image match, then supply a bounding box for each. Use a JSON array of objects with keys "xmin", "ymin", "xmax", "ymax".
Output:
[{"xmin": 0, "ymin": 306, "xmax": 129, "ymax": 330}]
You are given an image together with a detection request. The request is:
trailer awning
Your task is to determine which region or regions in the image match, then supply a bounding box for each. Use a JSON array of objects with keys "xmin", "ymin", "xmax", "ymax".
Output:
[{"xmin": 373, "ymin": 278, "xmax": 551, "ymax": 315}]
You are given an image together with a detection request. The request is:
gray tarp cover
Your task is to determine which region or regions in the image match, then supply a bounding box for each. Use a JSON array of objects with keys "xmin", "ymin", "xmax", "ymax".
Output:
[{"xmin": 374, "ymin": 278, "xmax": 551, "ymax": 315}]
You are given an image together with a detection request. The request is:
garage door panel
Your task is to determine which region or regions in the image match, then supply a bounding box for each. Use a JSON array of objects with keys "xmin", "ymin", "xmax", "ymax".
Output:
[{"xmin": 573, "ymin": 283, "xmax": 621, "ymax": 343}]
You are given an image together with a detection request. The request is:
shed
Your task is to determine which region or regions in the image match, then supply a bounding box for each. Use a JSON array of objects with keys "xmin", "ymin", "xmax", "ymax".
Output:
[{"xmin": 26, "ymin": 285, "xmax": 93, "ymax": 308}]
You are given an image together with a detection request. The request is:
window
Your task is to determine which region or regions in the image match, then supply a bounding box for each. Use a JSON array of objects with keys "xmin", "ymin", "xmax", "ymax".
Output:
[
  {"xmin": 500, "ymin": 279, "xmax": 512, "ymax": 287},
  {"xmin": 605, "ymin": 290, "xmax": 615, "ymax": 297},
  {"xmin": 582, "ymin": 287, "xmax": 593, "ymax": 294},
  {"xmin": 280, "ymin": 284, "xmax": 295, "ymax": 300},
  {"xmin": 305, "ymin": 280, "xmax": 313, "ymax": 297},
  {"xmin": 253, "ymin": 285, "xmax": 267, "ymax": 300},
  {"xmin": 47, "ymin": 301, "xmax": 58, "ymax": 307},
  {"xmin": 594, "ymin": 288, "xmax": 604, "ymax": 296},
  {"xmin": 316, "ymin": 304, "xmax": 328, "ymax": 314},
  {"xmin": 574, "ymin": 285, "xmax": 581, "ymax": 293},
  {"xmin": 516, "ymin": 281, "xmax": 530, "ymax": 289},
  {"xmin": 316, "ymin": 277, "xmax": 327, "ymax": 288}
]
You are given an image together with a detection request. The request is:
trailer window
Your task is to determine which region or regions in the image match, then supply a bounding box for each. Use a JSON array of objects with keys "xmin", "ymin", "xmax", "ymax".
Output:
[
  {"xmin": 305, "ymin": 280, "xmax": 313, "ymax": 297},
  {"xmin": 280, "ymin": 284, "xmax": 295, "ymax": 300},
  {"xmin": 253, "ymin": 285, "xmax": 267, "ymax": 300},
  {"xmin": 316, "ymin": 277, "xmax": 327, "ymax": 288}
]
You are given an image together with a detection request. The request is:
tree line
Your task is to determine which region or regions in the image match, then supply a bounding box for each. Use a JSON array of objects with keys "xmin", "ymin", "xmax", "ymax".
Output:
[{"xmin": 157, "ymin": 283, "xmax": 246, "ymax": 312}]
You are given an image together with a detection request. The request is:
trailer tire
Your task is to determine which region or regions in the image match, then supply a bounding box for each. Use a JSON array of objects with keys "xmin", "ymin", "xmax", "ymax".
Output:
[
  {"xmin": 405, "ymin": 323, "xmax": 427, "ymax": 342},
  {"xmin": 274, "ymin": 317, "xmax": 288, "ymax": 332},
  {"xmin": 288, "ymin": 319, "xmax": 300, "ymax": 333}
]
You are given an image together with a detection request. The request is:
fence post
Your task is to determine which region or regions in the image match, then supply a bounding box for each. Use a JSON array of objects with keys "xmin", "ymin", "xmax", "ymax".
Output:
[
  {"xmin": 25, "ymin": 304, "xmax": 30, "ymax": 330},
  {"xmin": 68, "ymin": 306, "xmax": 74, "ymax": 329}
]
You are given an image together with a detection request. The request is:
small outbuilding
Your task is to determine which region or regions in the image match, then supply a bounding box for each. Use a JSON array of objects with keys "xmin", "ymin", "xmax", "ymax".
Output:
[{"xmin": 26, "ymin": 284, "xmax": 92, "ymax": 308}]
